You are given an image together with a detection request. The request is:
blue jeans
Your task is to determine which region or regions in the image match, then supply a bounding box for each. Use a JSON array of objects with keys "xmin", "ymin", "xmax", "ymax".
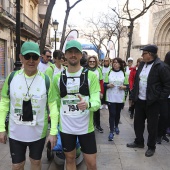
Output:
[{"xmin": 108, "ymin": 102, "xmax": 123, "ymax": 132}]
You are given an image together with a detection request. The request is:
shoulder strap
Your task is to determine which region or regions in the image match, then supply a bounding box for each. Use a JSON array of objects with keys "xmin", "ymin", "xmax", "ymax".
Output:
[
  {"xmin": 7, "ymin": 71, "xmax": 17, "ymax": 95},
  {"xmin": 79, "ymin": 67, "xmax": 89, "ymax": 96},
  {"xmin": 44, "ymin": 74, "xmax": 50, "ymax": 114},
  {"xmin": 60, "ymin": 68, "xmax": 89, "ymax": 98},
  {"xmin": 60, "ymin": 69, "xmax": 67, "ymax": 98}
]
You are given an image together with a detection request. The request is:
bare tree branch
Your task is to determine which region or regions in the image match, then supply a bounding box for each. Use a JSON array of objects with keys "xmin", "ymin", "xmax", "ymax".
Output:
[{"xmin": 60, "ymin": 0, "xmax": 83, "ymax": 50}]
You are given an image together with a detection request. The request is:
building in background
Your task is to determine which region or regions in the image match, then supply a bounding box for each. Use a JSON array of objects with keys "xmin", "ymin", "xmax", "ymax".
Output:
[{"xmin": 119, "ymin": 1, "xmax": 170, "ymax": 63}]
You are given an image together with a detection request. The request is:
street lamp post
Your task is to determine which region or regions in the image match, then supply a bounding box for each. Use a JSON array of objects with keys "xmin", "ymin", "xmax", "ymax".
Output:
[
  {"xmin": 52, "ymin": 20, "xmax": 59, "ymax": 50},
  {"xmin": 14, "ymin": 0, "xmax": 22, "ymax": 70}
]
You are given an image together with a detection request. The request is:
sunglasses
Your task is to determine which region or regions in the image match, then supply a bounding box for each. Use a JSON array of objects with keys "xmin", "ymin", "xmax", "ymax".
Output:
[
  {"xmin": 23, "ymin": 54, "xmax": 40, "ymax": 61},
  {"xmin": 46, "ymin": 55, "xmax": 52, "ymax": 58},
  {"xmin": 89, "ymin": 61, "xmax": 95, "ymax": 63}
]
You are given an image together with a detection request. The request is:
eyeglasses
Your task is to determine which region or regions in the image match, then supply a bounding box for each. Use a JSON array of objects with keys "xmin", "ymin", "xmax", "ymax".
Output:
[
  {"xmin": 89, "ymin": 61, "xmax": 95, "ymax": 63},
  {"xmin": 23, "ymin": 54, "xmax": 40, "ymax": 61}
]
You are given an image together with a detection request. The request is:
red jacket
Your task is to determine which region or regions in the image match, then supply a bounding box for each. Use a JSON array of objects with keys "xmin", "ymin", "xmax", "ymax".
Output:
[
  {"xmin": 100, "ymin": 80, "xmax": 104, "ymax": 94},
  {"xmin": 129, "ymin": 66, "xmax": 137, "ymax": 91}
]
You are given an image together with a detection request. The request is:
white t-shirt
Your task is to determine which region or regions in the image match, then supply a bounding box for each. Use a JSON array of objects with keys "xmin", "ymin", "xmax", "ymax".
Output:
[
  {"xmin": 138, "ymin": 63, "xmax": 154, "ymax": 100},
  {"xmin": 102, "ymin": 66, "xmax": 111, "ymax": 81},
  {"xmin": 53, "ymin": 65, "xmax": 65, "ymax": 79},
  {"xmin": 8, "ymin": 71, "xmax": 50, "ymax": 142},
  {"xmin": 58, "ymin": 68, "xmax": 90, "ymax": 134},
  {"xmin": 106, "ymin": 70, "xmax": 125, "ymax": 103},
  {"xmin": 38, "ymin": 61, "xmax": 51, "ymax": 73}
]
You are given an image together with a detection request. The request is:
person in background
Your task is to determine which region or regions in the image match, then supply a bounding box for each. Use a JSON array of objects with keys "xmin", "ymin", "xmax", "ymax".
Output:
[
  {"xmin": 122, "ymin": 60, "xmax": 127, "ymax": 70},
  {"xmin": 45, "ymin": 50, "xmax": 65, "ymax": 80},
  {"xmin": 164, "ymin": 51, "xmax": 170, "ymax": 137},
  {"xmin": 104, "ymin": 58, "xmax": 128, "ymax": 141},
  {"xmin": 100, "ymin": 57, "xmax": 111, "ymax": 110},
  {"xmin": 38, "ymin": 50, "xmax": 53, "ymax": 73},
  {"xmin": 129, "ymin": 57, "xmax": 143, "ymax": 119},
  {"xmin": 87, "ymin": 55, "xmax": 104, "ymax": 133},
  {"xmin": 125, "ymin": 57, "xmax": 133, "ymax": 76},
  {"xmin": 127, "ymin": 45, "xmax": 170, "ymax": 157},
  {"xmin": 121, "ymin": 60, "xmax": 127, "ymax": 109},
  {"xmin": 99, "ymin": 59, "xmax": 104, "ymax": 67},
  {"xmin": 80, "ymin": 51, "xmax": 88, "ymax": 68},
  {"xmin": 125, "ymin": 57, "xmax": 133, "ymax": 112},
  {"xmin": 156, "ymin": 51, "xmax": 170, "ymax": 144},
  {"xmin": 0, "ymin": 41, "xmax": 59, "ymax": 170}
]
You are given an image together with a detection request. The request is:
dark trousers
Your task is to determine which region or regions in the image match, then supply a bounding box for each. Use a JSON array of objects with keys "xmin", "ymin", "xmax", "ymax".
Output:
[
  {"xmin": 157, "ymin": 99, "xmax": 169, "ymax": 137},
  {"xmin": 101, "ymin": 86, "xmax": 107, "ymax": 105},
  {"xmin": 134, "ymin": 99, "xmax": 159, "ymax": 149},
  {"xmin": 167, "ymin": 99, "xmax": 170, "ymax": 127},
  {"xmin": 94, "ymin": 109, "xmax": 100, "ymax": 127},
  {"xmin": 131, "ymin": 103, "xmax": 135, "ymax": 115},
  {"xmin": 108, "ymin": 102, "xmax": 123, "ymax": 132}
]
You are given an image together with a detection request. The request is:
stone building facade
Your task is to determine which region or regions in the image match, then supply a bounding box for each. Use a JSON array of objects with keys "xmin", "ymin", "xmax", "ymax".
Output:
[{"xmin": 119, "ymin": 1, "xmax": 170, "ymax": 63}]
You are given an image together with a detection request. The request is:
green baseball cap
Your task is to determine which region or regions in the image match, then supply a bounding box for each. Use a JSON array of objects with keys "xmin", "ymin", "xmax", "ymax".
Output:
[
  {"xmin": 65, "ymin": 40, "xmax": 82, "ymax": 53},
  {"xmin": 21, "ymin": 41, "xmax": 40, "ymax": 56}
]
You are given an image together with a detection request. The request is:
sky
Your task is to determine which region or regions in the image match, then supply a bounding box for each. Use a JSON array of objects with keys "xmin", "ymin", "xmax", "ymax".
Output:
[
  {"xmin": 52, "ymin": 0, "xmax": 116, "ymax": 32},
  {"xmin": 51, "ymin": 0, "xmax": 117, "ymax": 56}
]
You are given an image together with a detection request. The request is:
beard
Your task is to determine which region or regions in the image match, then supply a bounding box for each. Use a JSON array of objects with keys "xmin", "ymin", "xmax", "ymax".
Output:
[{"xmin": 67, "ymin": 58, "xmax": 79, "ymax": 66}]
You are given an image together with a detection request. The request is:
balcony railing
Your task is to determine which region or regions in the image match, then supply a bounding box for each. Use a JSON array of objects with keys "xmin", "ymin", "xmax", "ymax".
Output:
[
  {"xmin": 0, "ymin": 1, "xmax": 16, "ymax": 24},
  {"xmin": 20, "ymin": 13, "xmax": 41, "ymax": 38},
  {"xmin": 0, "ymin": 7, "xmax": 15, "ymax": 20}
]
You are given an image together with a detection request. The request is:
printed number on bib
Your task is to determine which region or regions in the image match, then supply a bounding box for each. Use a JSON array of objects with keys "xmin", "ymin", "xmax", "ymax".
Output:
[
  {"xmin": 62, "ymin": 98, "xmax": 81, "ymax": 116},
  {"xmin": 14, "ymin": 108, "xmax": 37, "ymax": 126}
]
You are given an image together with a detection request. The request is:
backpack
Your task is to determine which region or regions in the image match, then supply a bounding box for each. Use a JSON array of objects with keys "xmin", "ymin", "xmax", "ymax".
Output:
[{"xmin": 60, "ymin": 68, "xmax": 89, "ymax": 98}]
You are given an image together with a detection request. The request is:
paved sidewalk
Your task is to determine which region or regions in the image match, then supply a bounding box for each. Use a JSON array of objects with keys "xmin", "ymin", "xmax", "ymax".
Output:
[{"xmin": 1, "ymin": 106, "xmax": 170, "ymax": 170}]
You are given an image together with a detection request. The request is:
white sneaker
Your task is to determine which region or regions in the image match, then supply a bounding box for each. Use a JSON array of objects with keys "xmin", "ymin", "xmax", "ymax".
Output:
[
  {"xmin": 100, "ymin": 105, "xmax": 104, "ymax": 109},
  {"xmin": 105, "ymin": 105, "xmax": 108, "ymax": 110}
]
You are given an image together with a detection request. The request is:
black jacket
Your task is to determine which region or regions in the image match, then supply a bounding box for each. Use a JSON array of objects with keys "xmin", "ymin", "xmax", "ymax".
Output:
[{"xmin": 131, "ymin": 58, "xmax": 170, "ymax": 105}]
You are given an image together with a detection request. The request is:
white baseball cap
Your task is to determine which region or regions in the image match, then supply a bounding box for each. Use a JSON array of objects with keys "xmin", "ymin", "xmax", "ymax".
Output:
[{"xmin": 127, "ymin": 57, "xmax": 133, "ymax": 61}]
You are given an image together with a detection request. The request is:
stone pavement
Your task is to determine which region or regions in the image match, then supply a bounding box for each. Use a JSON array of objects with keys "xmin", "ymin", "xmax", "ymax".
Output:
[{"xmin": 1, "ymin": 105, "xmax": 170, "ymax": 170}]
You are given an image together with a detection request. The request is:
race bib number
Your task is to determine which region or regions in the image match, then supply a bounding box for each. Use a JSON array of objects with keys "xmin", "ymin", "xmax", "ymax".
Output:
[
  {"xmin": 13, "ymin": 108, "xmax": 37, "ymax": 126},
  {"xmin": 62, "ymin": 98, "xmax": 82, "ymax": 116}
]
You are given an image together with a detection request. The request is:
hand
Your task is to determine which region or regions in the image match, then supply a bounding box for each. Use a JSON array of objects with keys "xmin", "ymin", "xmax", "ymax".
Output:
[
  {"xmin": 0, "ymin": 131, "xmax": 7, "ymax": 144},
  {"xmin": 77, "ymin": 94, "xmax": 88, "ymax": 110},
  {"xmin": 100, "ymin": 93, "xmax": 103, "ymax": 99},
  {"xmin": 119, "ymin": 85, "xmax": 126, "ymax": 90},
  {"xmin": 107, "ymin": 83, "xmax": 114, "ymax": 88},
  {"xmin": 46, "ymin": 135, "xmax": 57, "ymax": 150}
]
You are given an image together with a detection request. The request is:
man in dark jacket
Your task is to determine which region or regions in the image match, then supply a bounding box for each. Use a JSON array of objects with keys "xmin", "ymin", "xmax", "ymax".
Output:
[{"xmin": 126, "ymin": 45, "xmax": 170, "ymax": 157}]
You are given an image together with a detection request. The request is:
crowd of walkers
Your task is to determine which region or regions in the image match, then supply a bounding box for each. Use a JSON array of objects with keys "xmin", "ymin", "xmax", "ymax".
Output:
[{"xmin": 1, "ymin": 41, "xmax": 170, "ymax": 170}]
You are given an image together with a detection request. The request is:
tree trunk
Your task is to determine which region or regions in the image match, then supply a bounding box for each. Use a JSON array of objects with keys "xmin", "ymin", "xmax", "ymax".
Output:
[
  {"xmin": 117, "ymin": 38, "xmax": 120, "ymax": 58},
  {"xmin": 126, "ymin": 22, "xmax": 134, "ymax": 61},
  {"xmin": 40, "ymin": 0, "xmax": 56, "ymax": 54},
  {"xmin": 60, "ymin": 9, "xmax": 70, "ymax": 50}
]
